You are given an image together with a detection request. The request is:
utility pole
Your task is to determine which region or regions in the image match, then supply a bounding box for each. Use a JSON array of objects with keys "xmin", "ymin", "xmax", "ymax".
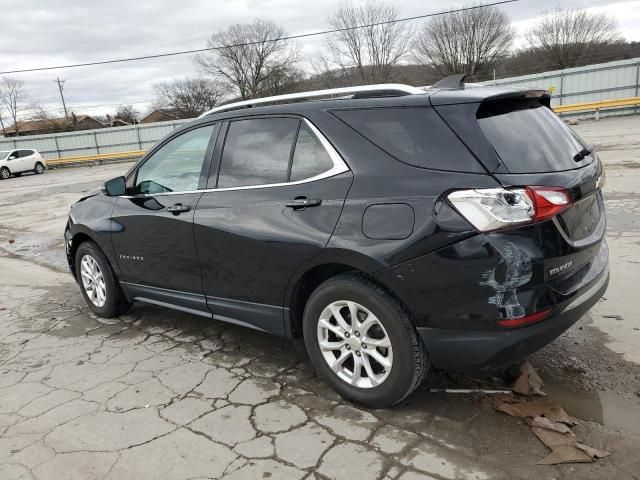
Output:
[{"xmin": 53, "ymin": 77, "xmax": 69, "ymax": 123}]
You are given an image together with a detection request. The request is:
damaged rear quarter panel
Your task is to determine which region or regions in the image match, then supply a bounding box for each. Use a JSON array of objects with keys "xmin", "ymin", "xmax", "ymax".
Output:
[{"xmin": 374, "ymin": 224, "xmax": 568, "ymax": 330}]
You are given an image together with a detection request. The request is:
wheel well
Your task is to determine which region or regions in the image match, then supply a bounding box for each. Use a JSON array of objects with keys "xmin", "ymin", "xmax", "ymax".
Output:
[
  {"xmin": 289, "ymin": 263, "xmax": 382, "ymax": 339},
  {"xmin": 69, "ymin": 233, "xmax": 93, "ymax": 275}
]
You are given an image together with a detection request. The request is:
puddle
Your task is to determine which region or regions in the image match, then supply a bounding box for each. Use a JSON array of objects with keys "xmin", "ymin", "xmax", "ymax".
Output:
[{"xmin": 545, "ymin": 382, "xmax": 640, "ymax": 437}]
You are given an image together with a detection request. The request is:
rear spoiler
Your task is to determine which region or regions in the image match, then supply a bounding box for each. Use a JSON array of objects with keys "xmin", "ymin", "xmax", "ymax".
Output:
[{"xmin": 429, "ymin": 86, "xmax": 551, "ymax": 106}]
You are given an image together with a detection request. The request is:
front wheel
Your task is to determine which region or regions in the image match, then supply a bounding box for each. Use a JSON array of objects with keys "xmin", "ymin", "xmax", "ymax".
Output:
[
  {"xmin": 303, "ymin": 274, "xmax": 428, "ymax": 408},
  {"xmin": 75, "ymin": 241, "xmax": 131, "ymax": 318},
  {"xmin": 0, "ymin": 167, "xmax": 10, "ymax": 180},
  {"xmin": 34, "ymin": 162, "xmax": 45, "ymax": 174}
]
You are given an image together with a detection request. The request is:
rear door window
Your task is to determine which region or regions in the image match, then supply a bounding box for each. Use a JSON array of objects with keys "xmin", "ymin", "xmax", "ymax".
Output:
[
  {"xmin": 332, "ymin": 107, "xmax": 481, "ymax": 172},
  {"xmin": 290, "ymin": 123, "xmax": 334, "ymax": 181},
  {"xmin": 477, "ymin": 101, "xmax": 590, "ymax": 173},
  {"xmin": 217, "ymin": 118, "xmax": 299, "ymax": 188}
]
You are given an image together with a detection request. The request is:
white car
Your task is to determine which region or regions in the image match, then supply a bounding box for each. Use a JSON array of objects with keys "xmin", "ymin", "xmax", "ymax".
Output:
[{"xmin": 0, "ymin": 149, "xmax": 47, "ymax": 179}]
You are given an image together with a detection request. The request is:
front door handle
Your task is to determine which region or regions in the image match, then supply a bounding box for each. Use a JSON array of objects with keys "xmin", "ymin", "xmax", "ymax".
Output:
[
  {"xmin": 285, "ymin": 197, "xmax": 322, "ymax": 210},
  {"xmin": 167, "ymin": 203, "xmax": 191, "ymax": 214}
]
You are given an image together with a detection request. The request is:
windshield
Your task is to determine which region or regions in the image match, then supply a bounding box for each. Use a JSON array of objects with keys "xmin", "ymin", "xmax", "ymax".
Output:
[
  {"xmin": 0, "ymin": 151, "xmax": 10, "ymax": 159},
  {"xmin": 477, "ymin": 100, "xmax": 591, "ymax": 173}
]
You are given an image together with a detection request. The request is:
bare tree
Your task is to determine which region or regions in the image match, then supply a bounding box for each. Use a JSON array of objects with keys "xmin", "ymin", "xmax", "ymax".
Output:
[
  {"xmin": 259, "ymin": 64, "xmax": 305, "ymax": 96},
  {"xmin": 153, "ymin": 77, "xmax": 226, "ymax": 118},
  {"xmin": 195, "ymin": 19, "xmax": 298, "ymax": 100},
  {"xmin": 0, "ymin": 77, "xmax": 26, "ymax": 136},
  {"xmin": 27, "ymin": 101, "xmax": 69, "ymax": 133},
  {"xmin": 413, "ymin": 5, "xmax": 514, "ymax": 80},
  {"xmin": 29, "ymin": 100, "xmax": 53, "ymax": 126},
  {"xmin": 309, "ymin": 52, "xmax": 346, "ymax": 89},
  {"xmin": 115, "ymin": 105, "xmax": 139, "ymax": 124},
  {"xmin": 324, "ymin": 1, "xmax": 412, "ymax": 84},
  {"xmin": 0, "ymin": 110, "xmax": 7, "ymax": 137},
  {"xmin": 526, "ymin": 8, "xmax": 621, "ymax": 69}
]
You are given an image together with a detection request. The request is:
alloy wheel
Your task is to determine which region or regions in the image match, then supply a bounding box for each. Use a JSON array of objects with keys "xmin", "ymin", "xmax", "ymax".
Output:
[
  {"xmin": 0, "ymin": 168, "xmax": 9, "ymax": 180},
  {"xmin": 35, "ymin": 164, "xmax": 44, "ymax": 174},
  {"xmin": 317, "ymin": 300, "xmax": 393, "ymax": 388},
  {"xmin": 80, "ymin": 254, "xmax": 107, "ymax": 307}
]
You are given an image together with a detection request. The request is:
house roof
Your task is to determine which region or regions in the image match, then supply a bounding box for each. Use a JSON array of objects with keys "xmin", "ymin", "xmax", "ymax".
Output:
[
  {"xmin": 4, "ymin": 118, "xmax": 65, "ymax": 134},
  {"xmin": 4, "ymin": 114, "xmax": 104, "ymax": 134},
  {"xmin": 140, "ymin": 108, "xmax": 180, "ymax": 122}
]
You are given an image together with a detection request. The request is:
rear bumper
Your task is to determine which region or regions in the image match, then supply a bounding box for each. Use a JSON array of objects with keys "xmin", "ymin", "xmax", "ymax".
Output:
[{"xmin": 418, "ymin": 268, "xmax": 609, "ymax": 370}]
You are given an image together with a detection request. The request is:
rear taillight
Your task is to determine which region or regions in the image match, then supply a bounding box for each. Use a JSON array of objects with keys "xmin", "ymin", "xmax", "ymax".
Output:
[
  {"xmin": 447, "ymin": 186, "xmax": 571, "ymax": 232},
  {"xmin": 527, "ymin": 186, "xmax": 571, "ymax": 222}
]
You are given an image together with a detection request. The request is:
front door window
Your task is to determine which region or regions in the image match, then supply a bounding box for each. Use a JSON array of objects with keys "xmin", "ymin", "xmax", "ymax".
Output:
[{"xmin": 134, "ymin": 125, "xmax": 215, "ymax": 195}]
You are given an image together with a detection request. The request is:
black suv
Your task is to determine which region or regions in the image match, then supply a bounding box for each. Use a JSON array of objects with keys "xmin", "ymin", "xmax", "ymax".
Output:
[{"xmin": 65, "ymin": 80, "xmax": 608, "ymax": 407}]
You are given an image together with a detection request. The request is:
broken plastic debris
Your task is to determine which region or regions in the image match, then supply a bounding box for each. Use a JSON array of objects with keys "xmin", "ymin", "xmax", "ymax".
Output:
[
  {"xmin": 537, "ymin": 445, "xmax": 593, "ymax": 465},
  {"xmin": 511, "ymin": 361, "xmax": 545, "ymax": 396},
  {"xmin": 498, "ymin": 399, "xmax": 609, "ymax": 465},
  {"xmin": 531, "ymin": 426, "xmax": 575, "ymax": 448},
  {"xmin": 496, "ymin": 400, "xmax": 576, "ymax": 425},
  {"xmin": 574, "ymin": 443, "xmax": 609, "ymax": 459},
  {"xmin": 529, "ymin": 416, "xmax": 573, "ymax": 434}
]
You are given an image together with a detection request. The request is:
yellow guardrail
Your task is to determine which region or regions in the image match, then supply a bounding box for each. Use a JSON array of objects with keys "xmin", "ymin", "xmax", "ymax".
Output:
[
  {"xmin": 45, "ymin": 96, "xmax": 640, "ymax": 167},
  {"xmin": 553, "ymin": 96, "xmax": 640, "ymax": 113},
  {"xmin": 47, "ymin": 150, "xmax": 145, "ymax": 166}
]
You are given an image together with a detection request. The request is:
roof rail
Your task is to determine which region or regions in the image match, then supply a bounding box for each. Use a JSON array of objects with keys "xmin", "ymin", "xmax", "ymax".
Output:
[{"xmin": 199, "ymin": 84, "xmax": 426, "ymax": 117}]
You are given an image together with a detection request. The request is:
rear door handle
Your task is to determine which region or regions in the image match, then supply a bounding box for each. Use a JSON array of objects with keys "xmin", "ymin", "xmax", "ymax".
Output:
[
  {"xmin": 167, "ymin": 203, "xmax": 191, "ymax": 214},
  {"xmin": 285, "ymin": 197, "xmax": 322, "ymax": 210}
]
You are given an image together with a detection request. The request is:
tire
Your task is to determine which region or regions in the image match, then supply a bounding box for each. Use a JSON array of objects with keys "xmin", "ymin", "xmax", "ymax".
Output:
[
  {"xmin": 303, "ymin": 274, "xmax": 428, "ymax": 408},
  {"xmin": 75, "ymin": 241, "xmax": 131, "ymax": 318},
  {"xmin": 34, "ymin": 162, "xmax": 44, "ymax": 174},
  {"xmin": 0, "ymin": 167, "xmax": 10, "ymax": 180}
]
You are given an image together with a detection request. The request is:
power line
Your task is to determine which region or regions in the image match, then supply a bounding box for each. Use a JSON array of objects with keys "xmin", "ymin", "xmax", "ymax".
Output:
[
  {"xmin": 28, "ymin": 52, "xmax": 631, "ymax": 117},
  {"xmin": 24, "ymin": 51, "xmax": 633, "ymax": 117},
  {"xmin": 0, "ymin": 0, "xmax": 519, "ymax": 75}
]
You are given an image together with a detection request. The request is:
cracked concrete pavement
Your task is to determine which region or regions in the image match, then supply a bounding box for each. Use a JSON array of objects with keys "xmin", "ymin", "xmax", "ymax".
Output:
[{"xmin": 1, "ymin": 116, "xmax": 640, "ymax": 479}]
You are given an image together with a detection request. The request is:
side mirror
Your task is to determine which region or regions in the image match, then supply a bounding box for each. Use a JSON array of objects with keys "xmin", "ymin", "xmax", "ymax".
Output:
[
  {"xmin": 103, "ymin": 176, "xmax": 126, "ymax": 196},
  {"xmin": 8, "ymin": 154, "xmax": 17, "ymax": 160}
]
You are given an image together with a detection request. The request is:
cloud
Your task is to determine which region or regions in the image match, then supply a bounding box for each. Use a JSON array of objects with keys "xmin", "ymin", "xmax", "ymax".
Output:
[{"xmin": 1, "ymin": 0, "xmax": 638, "ymax": 118}]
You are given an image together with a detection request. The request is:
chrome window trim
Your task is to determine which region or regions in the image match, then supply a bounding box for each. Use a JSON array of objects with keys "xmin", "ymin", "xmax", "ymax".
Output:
[{"xmin": 123, "ymin": 118, "xmax": 349, "ymax": 198}]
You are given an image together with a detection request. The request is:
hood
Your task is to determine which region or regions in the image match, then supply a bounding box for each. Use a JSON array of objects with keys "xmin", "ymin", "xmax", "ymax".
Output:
[{"xmin": 75, "ymin": 187, "xmax": 103, "ymax": 203}]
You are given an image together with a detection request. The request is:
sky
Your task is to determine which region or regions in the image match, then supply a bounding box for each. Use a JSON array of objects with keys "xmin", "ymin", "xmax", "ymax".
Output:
[{"xmin": 0, "ymin": 0, "xmax": 639, "ymax": 119}]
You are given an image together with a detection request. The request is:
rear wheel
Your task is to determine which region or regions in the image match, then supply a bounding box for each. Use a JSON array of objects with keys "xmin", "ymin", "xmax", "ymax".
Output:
[
  {"xmin": 34, "ymin": 162, "xmax": 44, "ymax": 174},
  {"xmin": 0, "ymin": 167, "xmax": 10, "ymax": 180},
  {"xmin": 303, "ymin": 274, "xmax": 428, "ymax": 408},
  {"xmin": 75, "ymin": 241, "xmax": 131, "ymax": 318}
]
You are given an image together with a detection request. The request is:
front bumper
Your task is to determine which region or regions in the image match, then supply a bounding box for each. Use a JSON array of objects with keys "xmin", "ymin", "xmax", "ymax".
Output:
[{"xmin": 418, "ymin": 267, "xmax": 609, "ymax": 370}]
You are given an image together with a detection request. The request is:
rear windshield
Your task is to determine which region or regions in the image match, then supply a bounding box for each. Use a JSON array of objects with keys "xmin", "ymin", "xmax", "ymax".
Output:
[
  {"xmin": 332, "ymin": 107, "xmax": 482, "ymax": 172},
  {"xmin": 477, "ymin": 100, "xmax": 591, "ymax": 173}
]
